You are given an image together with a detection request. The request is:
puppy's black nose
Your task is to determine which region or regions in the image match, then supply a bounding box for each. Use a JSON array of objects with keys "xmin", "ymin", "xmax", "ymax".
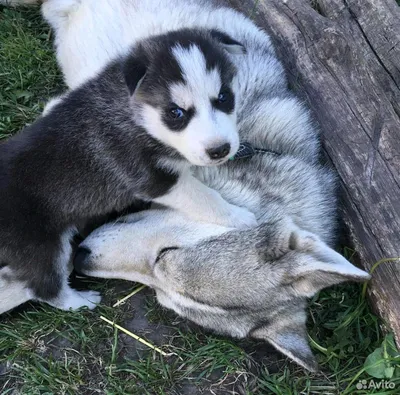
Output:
[
  {"xmin": 74, "ymin": 246, "xmax": 91, "ymax": 273},
  {"xmin": 207, "ymin": 143, "xmax": 231, "ymax": 160}
]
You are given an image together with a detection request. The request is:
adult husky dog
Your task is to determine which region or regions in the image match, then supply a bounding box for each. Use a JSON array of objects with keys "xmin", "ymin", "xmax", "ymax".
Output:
[{"xmin": 1, "ymin": 0, "xmax": 370, "ymax": 370}]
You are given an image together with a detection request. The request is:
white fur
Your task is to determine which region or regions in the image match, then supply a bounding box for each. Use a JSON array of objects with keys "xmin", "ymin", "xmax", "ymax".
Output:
[
  {"xmin": 136, "ymin": 44, "xmax": 239, "ymax": 166},
  {"xmin": 40, "ymin": 0, "xmax": 319, "ymax": 166},
  {"xmin": 81, "ymin": 208, "xmax": 231, "ymax": 282},
  {"xmin": 171, "ymin": 45, "xmax": 221, "ymax": 108},
  {"xmin": 138, "ymin": 103, "xmax": 238, "ymax": 167},
  {"xmin": 48, "ymin": 288, "xmax": 101, "ymax": 310},
  {"xmin": 0, "ymin": 267, "xmax": 33, "ymax": 314},
  {"xmin": 41, "ymin": 0, "xmax": 275, "ymax": 89},
  {"xmin": 153, "ymin": 170, "xmax": 257, "ymax": 228},
  {"xmin": 42, "ymin": 94, "xmax": 66, "ymax": 116},
  {"xmin": 80, "ymin": 209, "xmax": 370, "ymax": 302}
]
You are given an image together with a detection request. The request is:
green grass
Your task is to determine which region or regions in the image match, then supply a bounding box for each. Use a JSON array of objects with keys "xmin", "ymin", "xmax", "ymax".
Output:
[
  {"xmin": 0, "ymin": 6, "xmax": 63, "ymax": 139},
  {"xmin": 0, "ymin": 5, "xmax": 399, "ymax": 395}
]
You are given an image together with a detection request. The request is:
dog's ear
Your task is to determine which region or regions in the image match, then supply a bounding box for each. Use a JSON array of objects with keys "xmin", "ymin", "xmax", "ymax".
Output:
[
  {"xmin": 288, "ymin": 230, "xmax": 371, "ymax": 297},
  {"xmin": 254, "ymin": 220, "xmax": 293, "ymax": 261},
  {"xmin": 250, "ymin": 319, "xmax": 318, "ymax": 372},
  {"xmin": 122, "ymin": 50, "xmax": 148, "ymax": 95},
  {"xmin": 209, "ymin": 30, "xmax": 246, "ymax": 55}
]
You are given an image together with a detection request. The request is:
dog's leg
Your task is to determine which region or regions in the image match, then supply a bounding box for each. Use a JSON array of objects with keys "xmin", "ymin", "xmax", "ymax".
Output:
[
  {"xmin": 0, "ymin": 266, "xmax": 32, "ymax": 314},
  {"xmin": 26, "ymin": 229, "xmax": 101, "ymax": 311},
  {"xmin": 0, "ymin": 229, "xmax": 100, "ymax": 314},
  {"xmin": 46, "ymin": 286, "xmax": 101, "ymax": 311},
  {"xmin": 153, "ymin": 171, "xmax": 257, "ymax": 229}
]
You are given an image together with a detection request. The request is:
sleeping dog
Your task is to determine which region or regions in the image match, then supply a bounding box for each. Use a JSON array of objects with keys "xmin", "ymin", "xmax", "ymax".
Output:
[{"xmin": 76, "ymin": 209, "xmax": 369, "ymax": 372}]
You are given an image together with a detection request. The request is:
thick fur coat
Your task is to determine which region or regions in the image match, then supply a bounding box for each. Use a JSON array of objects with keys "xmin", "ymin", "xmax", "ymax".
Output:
[{"xmin": 0, "ymin": 0, "xmax": 370, "ymax": 370}]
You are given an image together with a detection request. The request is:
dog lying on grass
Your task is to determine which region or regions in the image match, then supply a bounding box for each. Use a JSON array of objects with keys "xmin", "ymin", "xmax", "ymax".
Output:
[
  {"xmin": 76, "ymin": 186, "xmax": 370, "ymax": 372},
  {"xmin": 2, "ymin": 0, "xmax": 370, "ymax": 370}
]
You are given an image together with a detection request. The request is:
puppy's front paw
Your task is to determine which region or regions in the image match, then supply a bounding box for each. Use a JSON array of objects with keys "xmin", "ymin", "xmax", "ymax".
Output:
[
  {"xmin": 77, "ymin": 290, "xmax": 102, "ymax": 310},
  {"xmin": 56, "ymin": 289, "xmax": 102, "ymax": 311},
  {"xmin": 223, "ymin": 204, "xmax": 258, "ymax": 229}
]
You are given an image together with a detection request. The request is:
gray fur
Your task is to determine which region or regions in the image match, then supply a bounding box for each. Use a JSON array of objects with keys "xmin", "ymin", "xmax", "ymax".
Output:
[
  {"xmin": 72, "ymin": 15, "xmax": 370, "ymax": 372},
  {"xmin": 1, "ymin": 0, "xmax": 371, "ymax": 371},
  {"xmin": 77, "ymin": 212, "xmax": 370, "ymax": 372},
  {"xmin": 66, "ymin": 0, "xmax": 371, "ymax": 371}
]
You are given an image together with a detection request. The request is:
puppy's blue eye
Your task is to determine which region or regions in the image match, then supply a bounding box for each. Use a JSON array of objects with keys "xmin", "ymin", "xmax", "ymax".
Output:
[
  {"xmin": 217, "ymin": 92, "xmax": 227, "ymax": 103},
  {"xmin": 170, "ymin": 108, "xmax": 184, "ymax": 119}
]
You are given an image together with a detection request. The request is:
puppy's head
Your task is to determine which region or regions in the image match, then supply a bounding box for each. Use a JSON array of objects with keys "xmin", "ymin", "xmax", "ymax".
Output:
[
  {"xmin": 122, "ymin": 29, "xmax": 244, "ymax": 166},
  {"xmin": 75, "ymin": 211, "xmax": 370, "ymax": 372}
]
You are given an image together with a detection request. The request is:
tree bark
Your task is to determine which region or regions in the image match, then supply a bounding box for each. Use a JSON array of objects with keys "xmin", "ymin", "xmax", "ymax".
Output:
[{"xmin": 225, "ymin": 0, "xmax": 400, "ymax": 344}]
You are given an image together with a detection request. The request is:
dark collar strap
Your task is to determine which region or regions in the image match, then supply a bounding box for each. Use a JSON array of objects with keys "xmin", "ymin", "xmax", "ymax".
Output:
[{"xmin": 230, "ymin": 142, "xmax": 281, "ymax": 160}]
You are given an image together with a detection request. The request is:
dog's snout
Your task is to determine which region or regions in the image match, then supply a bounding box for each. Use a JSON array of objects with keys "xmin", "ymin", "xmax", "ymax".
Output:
[
  {"xmin": 74, "ymin": 246, "xmax": 92, "ymax": 273},
  {"xmin": 206, "ymin": 143, "xmax": 231, "ymax": 160}
]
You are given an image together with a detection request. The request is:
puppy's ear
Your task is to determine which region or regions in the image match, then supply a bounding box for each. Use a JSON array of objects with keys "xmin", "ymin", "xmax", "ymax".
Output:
[
  {"xmin": 122, "ymin": 50, "xmax": 148, "ymax": 95},
  {"xmin": 288, "ymin": 230, "xmax": 371, "ymax": 297},
  {"xmin": 209, "ymin": 30, "xmax": 246, "ymax": 55},
  {"xmin": 250, "ymin": 319, "xmax": 318, "ymax": 372}
]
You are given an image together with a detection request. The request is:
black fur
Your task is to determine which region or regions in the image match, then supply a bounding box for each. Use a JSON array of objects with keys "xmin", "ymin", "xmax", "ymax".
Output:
[
  {"xmin": 0, "ymin": 28, "xmax": 237, "ymax": 305},
  {"xmin": 161, "ymin": 106, "xmax": 196, "ymax": 132},
  {"xmin": 128, "ymin": 29, "xmax": 238, "ymax": 132},
  {"xmin": 212, "ymin": 86, "xmax": 235, "ymax": 114},
  {"xmin": 129, "ymin": 29, "xmax": 237, "ymax": 91},
  {"xmin": 122, "ymin": 52, "xmax": 147, "ymax": 95},
  {"xmin": 209, "ymin": 29, "xmax": 246, "ymax": 52}
]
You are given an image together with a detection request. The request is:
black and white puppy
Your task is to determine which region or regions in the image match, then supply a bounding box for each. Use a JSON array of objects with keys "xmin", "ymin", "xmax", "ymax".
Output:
[{"xmin": 0, "ymin": 29, "xmax": 256, "ymax": 313}]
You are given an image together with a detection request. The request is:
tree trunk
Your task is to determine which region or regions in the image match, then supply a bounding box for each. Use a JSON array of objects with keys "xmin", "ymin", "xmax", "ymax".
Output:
[{"xmin": 225, "ymin": 0, "xmax": 400, "ymax": 345}]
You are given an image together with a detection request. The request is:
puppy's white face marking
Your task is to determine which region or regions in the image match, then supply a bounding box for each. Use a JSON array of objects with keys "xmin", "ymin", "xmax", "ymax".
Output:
[
  {"xmin": 139, "ymin": 44, "xmax": 239, "ymax": 166},
  {"xmin": 170, "ymin": 44, "xmax": 221, "ymax": 108}
]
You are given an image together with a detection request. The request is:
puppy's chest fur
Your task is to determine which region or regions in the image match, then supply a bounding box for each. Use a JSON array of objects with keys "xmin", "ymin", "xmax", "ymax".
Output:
[{"xmin": 0, "ymin": 61, "xmax": 184, "ymax": 231}]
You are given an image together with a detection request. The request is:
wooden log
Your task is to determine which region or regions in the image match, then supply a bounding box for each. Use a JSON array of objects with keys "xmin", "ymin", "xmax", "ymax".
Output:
[{"xmin": 225, "ymin": 0, "xmax": 400, "ymax": 344}]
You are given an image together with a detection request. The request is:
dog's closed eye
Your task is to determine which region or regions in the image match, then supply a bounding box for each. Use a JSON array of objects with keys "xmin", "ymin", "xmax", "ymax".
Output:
[{"xmin": 155, "ymin": 246, "xmax": 180, "ymax": 263}]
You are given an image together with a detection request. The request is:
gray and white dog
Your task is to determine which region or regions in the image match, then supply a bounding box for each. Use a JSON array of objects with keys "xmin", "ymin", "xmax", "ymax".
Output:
[{"xmin": 2, "ymin": 0, "xmax": 370, "ymax": 370}]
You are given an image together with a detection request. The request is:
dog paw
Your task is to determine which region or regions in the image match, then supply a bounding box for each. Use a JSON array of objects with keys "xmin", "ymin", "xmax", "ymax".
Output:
[
  {"xmin": 222, "ymin": 204, "xmax": 258, "ymax": 229},
  {"xmin": 76, "ymin": 290, "xmax": 102, "ymax": 310},
  {"xmin": 52, "ymin": 289, "xmax": 102, "ymax": 311}
]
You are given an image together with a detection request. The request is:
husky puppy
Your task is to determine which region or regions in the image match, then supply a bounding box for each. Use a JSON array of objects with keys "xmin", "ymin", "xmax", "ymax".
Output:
[{"xmin": 0, "ymin": 28, "xmax": 261, "ymax": 314}]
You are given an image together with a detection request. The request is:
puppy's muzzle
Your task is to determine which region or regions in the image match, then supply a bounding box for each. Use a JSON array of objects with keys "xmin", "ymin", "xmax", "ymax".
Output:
[{"xmin": 206, "ymin": 143, "xmax": 231, "ymax": 160}]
